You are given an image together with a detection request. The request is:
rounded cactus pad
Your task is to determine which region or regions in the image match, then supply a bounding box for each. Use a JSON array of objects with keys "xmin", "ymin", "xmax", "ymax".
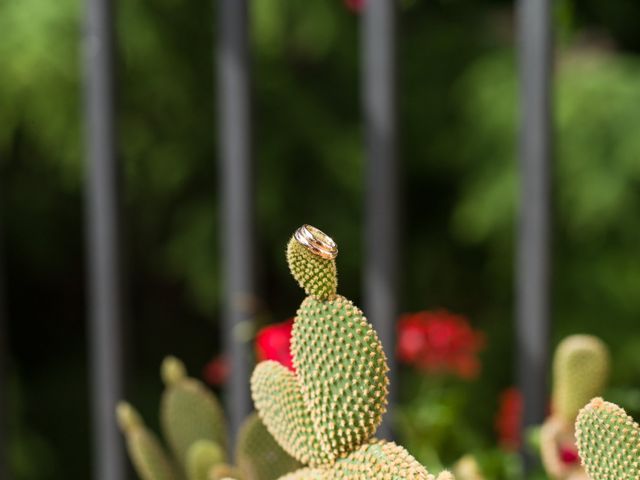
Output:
[
  {"xmin": 552, "ymin": 335, "xmax": 610, "ymax": 422},
  {"xmin": 186, "ymin": 440, "xmax": 225, "ymax": 480},
  {"xmin": 278, "ymin": 468, "xmax": 326, "ymax": 480},
  {"xmin": 291, "ymin": 295, "xmax": 389, "ymax": 457},
  {"xmin": 116, "ymin": 402, "xmax": 179, "ymax": 480},
  {"xmin": 286, "ymin": 225, "xmax": 337, "ymax": 300},
  {"xmin": 251, "ymin": 361, "xmax": 333, "ymax": 467},
  {"xmin": 160, "ymin": 361, "xmax": 228, "ymax": 467},
  {"xmin": 576, "ymin": 398, "xmax": 640, "ymax": 480},
  {"xmin": 326, "ymin": 439, "xmax": 432, "ymax": 479},
  {"xmin": 210, "ymin": 463, "xmax": 246, "ymax": 480},
  {"xmin": 236, "ymin": 412, "xmax": 302, "ymax": 480}
]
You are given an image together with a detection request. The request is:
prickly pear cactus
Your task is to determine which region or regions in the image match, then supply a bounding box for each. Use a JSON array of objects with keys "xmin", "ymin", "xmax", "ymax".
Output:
[
  {"xmin": 552, "ymin": 335, "xmax": 610, "ymax": 423},
  {"xmin": 575, "ymin": 397, "xmax": 640, "ymax": 480},
  {"xmin": 252, "ymin": 225, "xmax": 450, "ymax": 480},
  {"xmin": 160, "ymin": 356, "xmax": 228, "ymax": 467},
  {"xmin": 540, "ymin": 335, "xmax": 610, "ymax": 480},
  {"xmin": 117, "ymin": 402, "xmax": 179, "ymax": 480},
  {"xmin": 236, "ymin": 412, "xmax": 303, "ymax": 480},
  {"xmin": 118, "ymin": 357, "xmax": 300, "ymax": 480}
]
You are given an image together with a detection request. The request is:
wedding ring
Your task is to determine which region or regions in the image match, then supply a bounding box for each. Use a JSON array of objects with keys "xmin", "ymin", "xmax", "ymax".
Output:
[{"xmin": 294, "ymin": 225, "xmax": 338, "ymax": 260}]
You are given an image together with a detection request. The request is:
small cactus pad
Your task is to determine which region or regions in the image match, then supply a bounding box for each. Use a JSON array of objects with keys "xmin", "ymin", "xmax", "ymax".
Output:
[
  {"xmin": 575, "ymin": 397, "xmax": 640, "ymax": 479},
  {"xmin": 278, "ymin": 469, "xmax": 326, "ymax": 480},
  {"xmin": 326, "ymin": 439, "xmax": 432, "ymax": 479},
  {"xmin": 291, "ymin": 295, "xmax": 389, "ymax": 456},
  {"xmin": 236, "ymin": 412, "xmax": 302, "ymax": 480},
  {"xmin": 161, "ymin": 358, "xmax": 228, "ymax": 467},
  {"xmin": 162, "ymin": 356, "xmax": 188, "ymax": 386},
  {"xmin": 186, "ymin": 440, "xmax": 225, "ymax": 480},
  {"xmin": 251, "ymin": 361, "xmax": 333, "ymax": 467},
  {"xmin": 286, "ymin": 226, "xmax": 337, "ymax": 300},
  {"xmin": 552, "ymin": 335, "xmax": 610, "ymax": 422},
  {"xmin": 117, "ymin": 402, "xmax": 179, "ymax": 480},
  {"xmin": 210, "ymin": 464, "xmax": 245, "ymax": 480}
]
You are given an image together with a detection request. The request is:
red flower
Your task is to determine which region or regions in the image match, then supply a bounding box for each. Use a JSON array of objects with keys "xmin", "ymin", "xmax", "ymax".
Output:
[
  {"xmin": 344, "ymin": 0, "xmax": 365, "ymax": 13},
  {"xmin": 256, "ymin": 319, "xmax": 295, "ymax": 371},
  {"xmin": 559, "ymin": 445, "xmax": 580, "ymax": 465},
  {"xmin": 397, "ymin": 310, "xmax": 484, "ymax": 379},
  {"xmin": 203, "ymin": 355, "xmax": 229, "ymax": 386},
  {"xmin": 495, "ymin": 387, "xmax": 523, "ymax": 451}
]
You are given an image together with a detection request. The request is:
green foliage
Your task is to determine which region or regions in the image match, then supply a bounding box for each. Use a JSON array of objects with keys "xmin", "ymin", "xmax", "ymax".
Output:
[{"xmin": 575, "ymin": 397, "xmax": 640, "ymax": 479}]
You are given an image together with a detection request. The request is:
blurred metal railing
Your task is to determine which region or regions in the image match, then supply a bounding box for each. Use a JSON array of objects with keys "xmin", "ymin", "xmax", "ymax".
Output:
[
  {"xmin": 217, "ymin": 0, "xmax": 255, "ymax": 445},
  {"xmin": 0, "ymin": 219, "xmax": 9, "ymax": 480},
  {"xmin": 362, "ymin": 0, "xmax": 399, "ymax": 440},
  {"xmin": 516, "ymin": 0, "xmax": 553, "ymax": 471},
  {"xmin": 83, "ymin": 0, "xmax": 125, "ymax": 479}
]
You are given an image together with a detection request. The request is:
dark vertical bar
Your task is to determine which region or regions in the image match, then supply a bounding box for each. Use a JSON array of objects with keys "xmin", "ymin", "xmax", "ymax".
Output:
[
  {"xmin": 217, "ymin": 0, "xmax": 254, "ymax": 443},
  {"xmin": 516, "ymin": 0, "xmax": 552, "ymax": 470},
  {"xmin": 362, "ymin": 0, "xmax": 398, "ymax": 440},
  {"xmin": 83, "ymin": 0, "xmax": 125, "ymax": 478},
  {"xmin": 0, "ymin": 219, "xmax": 10, "ymax": 480}
]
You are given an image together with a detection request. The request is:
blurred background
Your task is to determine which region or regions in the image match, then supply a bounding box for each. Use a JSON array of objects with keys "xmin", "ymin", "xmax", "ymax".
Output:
[{"xmin": 2, "ymin": 0, "xmax": 640, "ymax": 478}]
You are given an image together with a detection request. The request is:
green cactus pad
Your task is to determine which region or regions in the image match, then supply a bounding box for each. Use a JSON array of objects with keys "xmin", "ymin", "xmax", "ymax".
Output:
[
  {"xmin": 291, "ymin": 295, "xmax": 389, "ymax": 457},
  {"xmin": 286, "ymin": 233, "xmax": 337, "ymax": 300},
  {"xmin": 575, "ymin": 397, "xmax": 640, "ymax": 480},
  {"xmin": 236, "ymin": 412, "xmax": 302, "ymax": 480},
  {"xmin": 251, "ymin": 361, "xmax": 333, "ymax": 467},
  {"xmin": 117, "ymin": 402, "xmax": 179, "ymax": 480},
  {"xmin": 552, "ymin": 335, "xmax": 610, "ymax": 423},
  {"xmin": 186, "ymin": 439, "xmax": 225, "ymax": 480},
  {"xmin": 160, "ymin": 359, "xmax": 228, "ymax": 467},
  {"xmin": 326, "ymin": 439, "xmax": 432, "ymax": 479},
  {"xmin": 277, "ymin": 468, "xmax": 326, "ymax": 480},
  {"xmin": 210, "ymin": 463, "xmax": 245, "ymax": 480}
]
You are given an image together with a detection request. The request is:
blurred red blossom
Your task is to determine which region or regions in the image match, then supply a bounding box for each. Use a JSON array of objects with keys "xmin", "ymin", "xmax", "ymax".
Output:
[
  {"xmin": 344, "ymin": 0, "xmax": 365, "ymax": 13},
  {"xmin": 256, "ymin": 319, "xmax": 295, "ymax": 371},
  {"xmin": 203, "ymin": 355, "xmax": 229, "ymax": 386},
  {"xmin": 397, "ymin": 310, "xmax": 484, "ymax": 379},
  {"xmin": 559, "ymin": 445, "xmax": 580, "ymax": 465},
  {"xmin": 495, "ymin": 387, "xmax": 523, "ymax": 451}
]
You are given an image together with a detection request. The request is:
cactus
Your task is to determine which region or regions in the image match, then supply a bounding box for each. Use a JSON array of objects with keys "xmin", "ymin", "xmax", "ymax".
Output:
[
  {"xmin": 117, "ymin": 402, "xmax": 180, "ymax": 480},
  {"xmin": 552, "ymin": 335, "xmax": 610, "ymax": 423},
  {"xmin": 540, "ymin": 335, "xmax": 610, "ymax": 480},
  {"xmin": 186, "ymin": 440, "xmax": 225, "ymax": 480},
  {"xmin": 236, "ymin": 412, "xmax": 303, "ymax": 480},
  {"xmin": 252, "ymin": 225, "xmax": 450, "ymax": 479},
  {"xmin": 118, "ymin": 358, "xmax": 300, "ymax": 480},
  {"xmin": 161, "ymin": 356, "xmax": 228, "ymax": 467},
  {"xmin": 575, "ymin": 397, "xmax": 640, "ymax": 480}
]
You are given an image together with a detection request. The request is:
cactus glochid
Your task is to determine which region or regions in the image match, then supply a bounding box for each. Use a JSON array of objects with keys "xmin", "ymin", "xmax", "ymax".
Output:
[
  {"xmin": 575, "ymin": 397, "xmax": 640, "ymax": 480},
  {"xmin": 118, "ymin": 357, "xmax": 301, "ymax": 480},
  {"xmin": 251, "ymin": 225, "xmax": 450, "ymax": 479}
]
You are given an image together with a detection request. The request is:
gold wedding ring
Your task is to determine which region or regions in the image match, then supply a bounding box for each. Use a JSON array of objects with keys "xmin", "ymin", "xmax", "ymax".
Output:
[{"xmin": 294, "ymin": 225, "xmax": 338, "ymax": 260}]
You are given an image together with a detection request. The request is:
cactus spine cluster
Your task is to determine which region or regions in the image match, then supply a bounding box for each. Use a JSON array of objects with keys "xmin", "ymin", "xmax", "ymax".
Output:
[
  {"xmin": 575, "ymin": 397, "xmax": 640, "ymax": 480},
  {"xmin": 252, "ymin": 225, "xmax": 453, "ymax": 479},
  {"xmin": 118, "ymin": 356, "xmax": 301, "ymax": 480},
  {"xmin": 540, "ymin": 335, "xmax": 609, "ymax": 480}
]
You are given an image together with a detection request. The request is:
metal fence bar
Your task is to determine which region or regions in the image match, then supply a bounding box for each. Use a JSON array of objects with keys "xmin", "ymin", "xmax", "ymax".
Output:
[
  {"xmin": 362, "ymin": 0, "xmax": 399, "ymax": 440},
  {"xmin": 516, "ymin": 0, "xmax": 553, "ymax": 470},
  {"xmin": 83, "ymin": 0, "xmax": 125, "ymax": 477},
  {"xmin": 0, "ymin": 219, "xmax": 9, "ymax": 480},
  {"xmin": 217, "ymin": 0, "xmax": 254, "ymax": 444}
]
